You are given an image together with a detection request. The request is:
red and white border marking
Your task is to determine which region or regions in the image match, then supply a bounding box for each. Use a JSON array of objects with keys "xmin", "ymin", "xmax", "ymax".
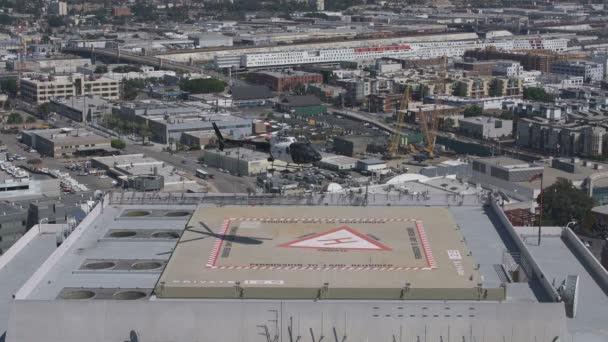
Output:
[{"xmin": 205, "ymin": 217, "xmax": 437, "ymax": 271}]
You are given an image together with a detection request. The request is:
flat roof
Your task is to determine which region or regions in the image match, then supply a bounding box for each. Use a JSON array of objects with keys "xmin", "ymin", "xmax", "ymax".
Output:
[{"xmin": 157, "ymin": 206, "xmax": 495, "ymax": 300}]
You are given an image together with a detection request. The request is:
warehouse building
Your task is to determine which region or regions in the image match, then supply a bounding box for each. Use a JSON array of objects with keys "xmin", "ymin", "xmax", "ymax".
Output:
[
  {"xmin": 49, "ymin": 95, "xmax": 113, "ymax": 123},
  {"xmin": 21, "ymin": 127, "xmax": 111, "ymax": 158}
]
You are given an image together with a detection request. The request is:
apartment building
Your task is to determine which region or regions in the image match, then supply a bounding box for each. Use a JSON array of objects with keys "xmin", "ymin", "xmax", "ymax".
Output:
[
  {"xmin": 453, "ymin": 78, "xmax": 489, "ymax": 98},
  {"xmin": 492, "ymin": 77, "xmax": 523, "ymax": 96},
  {"xmin": 21, "ymin": 74, "xmax": 120, "ymax": 104}
]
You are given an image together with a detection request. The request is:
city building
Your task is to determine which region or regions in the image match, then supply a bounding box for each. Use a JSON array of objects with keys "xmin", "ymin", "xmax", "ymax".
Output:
[
  {"xmin": 459, "ymin": 116, "xmax": 513, "ymax": 139},
  {"xmin": 248, "ymin": 70, "xmax": 323, "ymax": 92},
  {"xmin": 551, "ymin": 61, "xmax": 604, "ymax": 83},
  {"xmin": 493, "ymin": 61, "xmax": 523, "ymax": 77},
  {"xmin": 111, "ymin": 7, "xmax": 132, "ymax": 16},
  {"xmin": 188, "ymin": 33, "xmax": 233, "ymax": 48},
  {"xmin": 356, "ymin": 158, "xmax": 387, "ymax": 172},
  {"xmin": 455, "ymin": 59, "xmax": 497, "ymax": 76},
  {"xmin": 317, "ymin": 155, "xmax": 358, "ymax": 171},
  {"xmin": 471, "ymin": 157, "xmax": 545, "ymax": 200},
  {"xmin": 203, "ymin": 148, "xmax": 286, "ymax": 176},
  {"xmin": 3, "ymin": 192, "xmax": 605, "ymax": 340},
  {"xmin": 113, "ymin": 101, "xmax": 252, "ymax": 144},
  {"xmin": 369, "ymin": 93, "xmax": 403, "ymax": 113},
  {"xmin": 49, "ymin": 96, "xmax": 113, "ymax": 123},
  {"xmin": 276, "ymin": 95, "xmax": 326, "ymax": 115},
  {"xmin": 91, "ymin": 154, "xmax": 202, "ymax": 192},
  {"xmin": 0, "ymin": 202, "xmax": 28, "ymax": 254},
  {"xmin": 21, "ymin": 127, "xmax": 111, "ymax": 158},
  {"xmin": 230, "ymin": 85, "xmax": 274, "ymax": 107},
  {"xmin": 20, "ymin": 74, "xmax": 120, "ymax": 104},
  {"xmin": 492, "ymin": 77, "xmax": 523, "ymax": 96},
  {"xmin": 453, "ymin": 78, "xmax": 489, "ymax": 98},
  {"xmin": 48, "ymin": 1, "xmax": 67, "ymax": 15},
  {"xmin": 333, "ymin": 135, "xmax": 385, "ymax": 157}
]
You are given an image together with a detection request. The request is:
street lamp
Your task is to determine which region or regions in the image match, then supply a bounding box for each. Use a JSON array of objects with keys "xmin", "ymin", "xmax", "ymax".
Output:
[{"xmin": 39, "ymin": 217, "xmax": 49, "ymax": 234}]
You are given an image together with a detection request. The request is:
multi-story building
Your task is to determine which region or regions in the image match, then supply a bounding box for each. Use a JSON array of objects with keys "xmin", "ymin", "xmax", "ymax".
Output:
[
  {"xmin": 493, "ymin": 61, "xmax": 523, "ymax": 77},
  {"xmin": 551, "ymin": 61, "xmax": 604, "ymax": 83},
  {"xmin": 111, "ymin": 7, "xmax": 132, "ymax": 16},
  {"xmin": 20, "ymin": 74, "xmax": 120, "ymax": 104},
  {"xmin": 248, "ymin": 70, "xmax": 322, "ymax": 92},
  {"xmin": 21, "ymin": 127, "xmax": 111, "ymax": 158},
  {"xmin": 0, "ymin": 202, "xmax": 28, "ymax": 254},
  {"xmin": 369, "ymin": 93, "xmax": 403, "ymax": 113},
  {"xmin": 48, "ymin": 1, "xmax": 67, "ymax": 15},
  {"xmin": 453, "ymin": 78, "xmax": 489, "ymax": 98},
  {"xmin": 459, "ymin": 116, "xmax": 513, "ymax": 139},
  {"xmin": 454, "ymin": 60, "xmax": 497, "ymax": 76},
  {"xmin": 492, "ymin": 77, "xmax": 523, "ymax": 96},
  {"xmin": 113, "ymin": 101, "xmax": 252, "ymax": 144}
]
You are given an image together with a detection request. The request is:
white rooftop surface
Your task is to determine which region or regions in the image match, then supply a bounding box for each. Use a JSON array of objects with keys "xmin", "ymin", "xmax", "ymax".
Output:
[
  {"xmin": 14, "ymin": 204, "xmax": 195, "ymax": 301},
  {"xmin": 3, "ymin": 192, "xmax": 607, "ymax": 341},
  {"xmin": 0, "ymin": 228, "xmax": 58, "ymax": 337},
  {"xmin": 525, "ymin": 235, "xmax": 608, "ymax": 341}
]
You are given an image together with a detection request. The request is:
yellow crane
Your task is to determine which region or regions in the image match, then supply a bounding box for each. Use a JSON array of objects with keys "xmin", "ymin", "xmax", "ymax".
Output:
[
  {"xmin": 387, "ymin": 86, "xmax": 410, "ymax": 159},
  {"xmin": 417, "ymin": 106, "xmax": 438, "ymax": 159}
]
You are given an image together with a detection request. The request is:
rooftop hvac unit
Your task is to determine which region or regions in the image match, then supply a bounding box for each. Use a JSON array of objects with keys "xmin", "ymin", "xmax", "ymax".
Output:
[{"xmin": 595, "ymin": 163, "xmax": 603, "ymax": 170}]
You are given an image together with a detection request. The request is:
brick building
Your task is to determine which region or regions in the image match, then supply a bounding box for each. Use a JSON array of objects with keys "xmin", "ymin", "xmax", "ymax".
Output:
[
  {"xmin": 248, "ymin": 70, "xmax": 322, "ymax": 92},
  {"xmin": 464, "ymin": 48, "xmax": 568, "ymax": 73}
]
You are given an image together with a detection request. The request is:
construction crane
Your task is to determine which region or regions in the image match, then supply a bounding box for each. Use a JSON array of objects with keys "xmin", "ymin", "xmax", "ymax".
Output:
[
  {"xmin": 386, "ymin": 86, "xmax": 410, "ymax": 159},
  {"xmin": 416, "ymin": 106, "xmax": 439, "ymax": 161}
]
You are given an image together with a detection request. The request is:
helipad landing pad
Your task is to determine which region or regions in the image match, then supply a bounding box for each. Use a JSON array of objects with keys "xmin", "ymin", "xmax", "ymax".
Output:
[
  {"xmin": 206, "ymin": 217, "xmax": 435, "ymax": 271},
  {"xmin": 157, "ymin": 206, "xmax": 494, "ymax": 300}
]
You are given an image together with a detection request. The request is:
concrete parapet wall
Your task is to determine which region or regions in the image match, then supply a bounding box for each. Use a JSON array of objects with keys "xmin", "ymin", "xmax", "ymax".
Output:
[
  {"xmin": 490, "ymin": 198, "xmax": 561, "ymax": 302},
  {"xmin": 561, "ymin": 227, "xmax": 608, "ymax": 293}
]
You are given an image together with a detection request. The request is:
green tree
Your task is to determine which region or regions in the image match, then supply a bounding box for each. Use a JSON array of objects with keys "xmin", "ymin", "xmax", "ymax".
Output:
[
  {"xmin": 6, "ymin": 112, "xmax": 22, "ymax": 124},
  {"xmin": 443, "ymin": 117, "xmax": 455, "ymax": 131},
  {"xmin": 112, "ymin": 65, "xmax": 142, "ymax": 73},
  {"xmin": 523, "ymin": 87, "xmax": 554, "ymax": 102},
  {"xmin": 1, "ymin": 79, "xmax": 17, "ymax": 95},
  {"xmin": 539, "ymin": 178, "xmax": 595, "ymax": 227},
  {"xmin": 94, "ymin": 65, "xmax": 108, "ymax": 74},
  {"xmin": 111, "ymin": 139, "xmax": 126, "ymax": 150},
  {"xmin": 25, "ymin": 116, "xmax": 36, "ymax": 123},
  {"xmin": 293, "ymin": 83, "xmax": 306, "ymax": 95},
  {"xmin": 37, "ymin": 103, "xmax": 51, "ymax": 119},
  {"xmin": 123, "ymin": 79, "xmax": 147, "ymax": 100},
  {"xmin": 463, "ymin": 105, "xmax": 483, "ymax": 118},
  {"xmin": 47, "ymin": 16, "xmax": 64, "ymax": 27},
  {"xmin": 178, "ymin": 78, "xmax": 226, "ymax": 94},
  {"xmin": 452, "ymin": 84, "xmax": 467, "ymax": 97},
  {"xmin": 0, "ymin": 14, "xmax": 13, "ymax": 25}
]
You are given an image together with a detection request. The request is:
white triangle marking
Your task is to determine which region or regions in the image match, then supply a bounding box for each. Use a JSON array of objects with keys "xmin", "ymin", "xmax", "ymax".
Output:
[{"xmin": 280, "ymin": 227, "xmax": 391, "ymax": 250}]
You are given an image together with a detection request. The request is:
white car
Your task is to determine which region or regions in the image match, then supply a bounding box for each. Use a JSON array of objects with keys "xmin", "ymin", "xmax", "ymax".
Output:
[{"xmin": 583, "ymin": 241, "xmax": 591, "ymax": 247}]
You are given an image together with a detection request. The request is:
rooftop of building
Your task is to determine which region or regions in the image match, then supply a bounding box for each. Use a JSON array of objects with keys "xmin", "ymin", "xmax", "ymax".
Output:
[
  {"xmin": 205, "ymin": 147, "xmax": 271, "ymax": 161},
  {"xmin": 3, "ymin": 191, "xmax": 605, "ymax": 340},
  {"xmin": 25, "ymin": 127, "xmax": 109, "ymax": 143},
  {"xmin": 50, "ymin": 95, "xmax": 112, "ymax": 111}
]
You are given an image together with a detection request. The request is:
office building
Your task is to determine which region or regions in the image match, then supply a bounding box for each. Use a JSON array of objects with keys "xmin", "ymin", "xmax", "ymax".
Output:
[{"xmin": 20, "ymin": 74, "xmax": 120, "ymax": 104}]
